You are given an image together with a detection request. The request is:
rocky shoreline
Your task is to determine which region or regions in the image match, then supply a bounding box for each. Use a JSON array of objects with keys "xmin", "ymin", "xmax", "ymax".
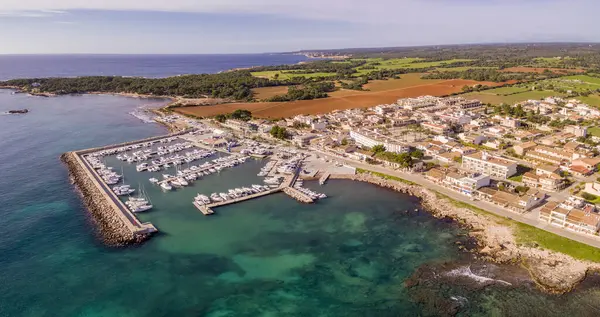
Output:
[
  {"xmin": 330, "ymin": 173, "xmax": 600, "ymax": 294},
  {"xmin": 61, "ymin": 152, "xmax": 149, "ymax": 246}
]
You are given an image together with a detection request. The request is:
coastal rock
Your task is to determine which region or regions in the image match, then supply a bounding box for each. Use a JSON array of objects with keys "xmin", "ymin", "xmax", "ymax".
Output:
[{"xmin": 330, "ymin": 172, "xmax": 600, "ymax": 294}]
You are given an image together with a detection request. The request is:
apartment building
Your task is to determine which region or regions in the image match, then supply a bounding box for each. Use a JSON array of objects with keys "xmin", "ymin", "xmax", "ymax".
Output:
[
  {"xmin": 349, "ymin": 129, "xmax": 409, "ymax": 153},
  {"xmin": 539, "ymin": 199, "xmax": 600, "ymax": 235},
  {"xmin": 461, "ymin": 151, "xmax": 517, "ymax": 179},
  {"xmin": 443, "ymin": 173, "xmax": 490, "ymax": 196},
  {"xmin": 525, "ymin": 145, "xmax": 575, "ymax": 165}
]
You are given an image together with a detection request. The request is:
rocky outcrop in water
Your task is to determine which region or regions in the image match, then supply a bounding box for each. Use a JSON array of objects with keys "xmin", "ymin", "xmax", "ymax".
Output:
[
  {"xmin": 61, "ymin": 152, "xmax": 149, "ymax": 246},
  {"xmin": 331, "ymin": 173, "xmax": 600, "ymax": 294}
]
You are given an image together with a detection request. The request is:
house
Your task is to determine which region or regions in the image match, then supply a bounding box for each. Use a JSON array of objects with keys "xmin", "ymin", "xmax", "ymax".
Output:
[
  {"xmin": 536, "ymin": 164, "xmax": 561, "ymax": 177},
  {"xmin": 462, "ymin": 151, "xmax": 518, "ymax": 179},
  {"xmin": 311, "ymin": 121, "xmax": 327, "ymax": 131},
  {"xmin": 436, "ymin": 151, "xmax": 462, "ymax": 164},
  {"xmin": 293, "ymin": 134, "xmax": 317, "ymax": 147},
  {"xmin": 491, "ymin": 191, "xmax": 542, "ymax": 212},
  {"xmin": 571, "ymin": 157, "xmax": 600, "ymax": 172},
  {"xmin": 565, "ymin": 125, "xmax": 587, "ymax": 137},
  {"xmin": 513, "ymin": 141, "xmax": 537, "ymax": 156},
  {"xmin": 501, "ymin": 117, "xmax": 521, "ymax": 128},
  {"xmin": 421, "ymin": 122, "xmax": 452, "ymax": 134},
  {"xmin": 522, "ymin": 171, "xmax": 566, "ymax": 192},
  {"xmin": 459, "ymin": 133, "xmax": 486, "ymax": 145},
  {"xmin": 425, "ymin": 167, "xmax": 446, "ymax": 183}
]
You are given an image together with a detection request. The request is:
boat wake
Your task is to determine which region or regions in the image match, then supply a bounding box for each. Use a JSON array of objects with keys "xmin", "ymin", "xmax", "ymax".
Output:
[{"xmin": 446, "ymin": 266, "xmax": 512, "ymax": 286}]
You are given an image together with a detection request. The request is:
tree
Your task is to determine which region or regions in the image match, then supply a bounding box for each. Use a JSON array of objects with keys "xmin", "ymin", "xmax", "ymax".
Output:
[
  {"xmin": 371, "ymin": 144, "xmax": 386, "ymax": 154},
  {"xmin": 215, "ymin": 114, "xmax": 227, "ymax": 123},
  {"xmin": 410, "ymin": 149, "xmax": 424, "ymax": 159},
  {"xmin": 341, "ymin": 138, "xmax": 349, "ymax": 146},
  {"xmin": 269, "ymin": 126, "xmax": 289, "ymax": 140}
]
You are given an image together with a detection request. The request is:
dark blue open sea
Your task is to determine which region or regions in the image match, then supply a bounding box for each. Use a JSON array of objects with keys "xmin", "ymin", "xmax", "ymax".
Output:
[
  {"xmin": 0, "ymin": 54, "xmax": 308, "ymax": 80},
  {"xmin": 1, "ymin": 55, "xmax": 600, "ymax": 316}
]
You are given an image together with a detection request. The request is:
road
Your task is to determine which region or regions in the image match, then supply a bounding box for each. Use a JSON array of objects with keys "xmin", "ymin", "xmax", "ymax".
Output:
[{"xmin": 311, "ymin": 147, "xmax": 600, "ymax": 249}]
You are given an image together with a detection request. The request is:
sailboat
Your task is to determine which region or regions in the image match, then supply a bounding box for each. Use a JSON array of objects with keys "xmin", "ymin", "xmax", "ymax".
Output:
[{"xmin": 127, "ymin": 184, "xmax": 153, "ymax": 213}]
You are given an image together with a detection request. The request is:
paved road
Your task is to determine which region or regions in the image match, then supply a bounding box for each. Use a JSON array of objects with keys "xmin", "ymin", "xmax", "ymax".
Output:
[{"xmin": 311, "ymin": 147, "xmax": 600, "ymax": 249}]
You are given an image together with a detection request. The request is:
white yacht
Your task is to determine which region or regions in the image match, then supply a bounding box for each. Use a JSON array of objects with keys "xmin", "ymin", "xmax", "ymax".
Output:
[
  {"xmin": 160, "ymin": 182, "xmax": 173, "ymax": 191},
  {"xmin": 149, "ymin": 178, "xmax": 159, "ymax": 184}
]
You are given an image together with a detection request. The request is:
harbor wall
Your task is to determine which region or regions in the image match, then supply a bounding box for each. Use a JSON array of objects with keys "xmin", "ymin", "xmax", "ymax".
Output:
[
  {"xmin": 61, "ymin": 152, "xmax": 148, "ymax": 246},
  {"xmin": 75, "ymin": 130, "xmax": 190, "ymax": 156}
]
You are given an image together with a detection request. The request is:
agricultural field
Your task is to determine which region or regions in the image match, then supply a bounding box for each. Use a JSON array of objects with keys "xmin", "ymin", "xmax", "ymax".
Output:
[
  {"xmin": 463, "ymin": 89, "xmax": 565, "ymax": 105},
  {"xmin": 251, "ymin": 86, "xmax": 289, "ymax": 99},
  {"xmin": 251, "ymin": 58, "xmax": 474, "ymax": 79},
  {"xmin": 434, "ymin": 66, "xmax": 496, "ymax": 72},
  {"xmin": 250, "ymin": 70, "xmax": 337, "ymax": 80},
  {"xmin": 499, "ymin": 67, "xmax": 584, "ymax": 74},
  {"xmin": 177, "ymin": 75, "xmax": 507, "ymax": 118},
  {"xmin": 534, "ymin": 75, "xmax": 600, "ymax": 93},
  {"xmin": 576, "ymin": 95, "xmax": 600, "ymax": 107}
]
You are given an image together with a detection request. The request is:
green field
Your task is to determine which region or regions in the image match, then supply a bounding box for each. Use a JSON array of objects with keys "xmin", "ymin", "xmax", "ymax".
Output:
[
  {"xmin": 251, "ymin": 70, "xmax": 337, "ymax": 80},
  {"xmin": 464, "ymin": 89, "xmax": 564, "ymax": 105},
  {"xmin": 534, "ymin": 75, "xmax": 600, "ymax": 93},
  {"xmin": 576, "ymin": 95, "xmax": 600, "ymax": 107},
  {"xmin": 434, "ymin": 66, "xmax": 496, "ymax": 72}
]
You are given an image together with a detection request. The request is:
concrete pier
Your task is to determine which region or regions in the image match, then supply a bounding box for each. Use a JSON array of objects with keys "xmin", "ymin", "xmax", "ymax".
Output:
[
  {"xmin": 195, "ymin": 188, "xmax": 282, "ymax": 215},
  {"xmin": 319, "ymin": 172, "xmax": 330, "ymax": 185}
]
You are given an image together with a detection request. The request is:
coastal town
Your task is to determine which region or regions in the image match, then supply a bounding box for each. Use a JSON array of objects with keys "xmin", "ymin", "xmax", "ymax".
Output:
[
  {"xmin": 71, "ymin": 92, "xmax": 600, "ymax": 246},
  {"xmin": 166, "ymin": 95, "xmax": 600, "ymax": 241}
]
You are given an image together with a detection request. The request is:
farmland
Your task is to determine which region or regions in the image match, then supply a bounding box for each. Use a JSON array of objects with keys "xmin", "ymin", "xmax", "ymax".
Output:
[
  {"xmin": 177, "ymin": 74, "xmax": 507, "ymax": 118},
  {"xmin": 500, "ymin": 67, "xmax": 585, "ymax": 74},
  {"xmin": 251, "ymin": 58, "xmax": 473, "ymax": 79},
  {"xmin": 463, "ymin": 89, "xmax": 565, "ymax": 105}
]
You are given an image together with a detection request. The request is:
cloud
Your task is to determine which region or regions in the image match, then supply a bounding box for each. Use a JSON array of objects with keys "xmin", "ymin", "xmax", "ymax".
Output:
[
  {"xmin": 0, "ymin": 9, "xmax": 67, "ymax": 18},
  {"xmin": 0, "ymin": 0, "xmax": 594, "ymax": 25}
]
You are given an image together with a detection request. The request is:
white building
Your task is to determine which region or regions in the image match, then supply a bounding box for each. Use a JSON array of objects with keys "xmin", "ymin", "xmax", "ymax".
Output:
[
  {"xmin": 349, "ymin": 129, "xmax": 409, "ymax": 153},
  {"xmin": 462, "ymin": 151, "xmax": 518, "ymax": 179}
]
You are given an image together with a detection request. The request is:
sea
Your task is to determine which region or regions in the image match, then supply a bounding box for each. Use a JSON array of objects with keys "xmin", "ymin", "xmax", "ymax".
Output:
[{"xmin": 1, "ymin": 55, "xmax": 600, "ymax": 316}]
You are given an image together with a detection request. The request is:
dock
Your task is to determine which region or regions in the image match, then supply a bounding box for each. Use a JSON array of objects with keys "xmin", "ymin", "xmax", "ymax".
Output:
[
  {"xmin": 194, "ymin": 188, "xmax": 282, "ymax": 215},
  {"xmin": 319, "ymin": 172, "xmax": 330, "ymax": 185}
]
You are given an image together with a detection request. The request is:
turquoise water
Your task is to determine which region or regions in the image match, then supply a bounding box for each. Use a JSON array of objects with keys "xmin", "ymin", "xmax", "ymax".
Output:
[{"xmin": 2, "ymin": 89, "xmax": 600, "ymax": 316}]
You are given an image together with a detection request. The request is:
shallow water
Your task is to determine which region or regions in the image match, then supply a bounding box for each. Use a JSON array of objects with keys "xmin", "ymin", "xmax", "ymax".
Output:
[{"xmin": 2, "ymin": 90, "xmax": 600, "ymax": 316}]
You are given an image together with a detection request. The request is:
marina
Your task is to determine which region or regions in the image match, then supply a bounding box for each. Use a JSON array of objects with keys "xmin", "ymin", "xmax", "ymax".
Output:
[{"xmin": 66, "ymin": 125, "xmax": 337, "ymax": 243}]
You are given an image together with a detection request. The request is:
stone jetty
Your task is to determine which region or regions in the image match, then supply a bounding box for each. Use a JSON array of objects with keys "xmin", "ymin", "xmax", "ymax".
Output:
[
  {"xmin": 282, "ymin": 187, "xmax": 314, "ymax": 203},
  {"xmin": 330, "ymin": 172, "xmax": 600, "ymax": 294}
]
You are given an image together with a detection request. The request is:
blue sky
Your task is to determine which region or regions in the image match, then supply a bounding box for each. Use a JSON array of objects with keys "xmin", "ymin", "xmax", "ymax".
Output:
[{"xmin": 0, "ymin": 0, "xmax": 596, "ymax": 54}]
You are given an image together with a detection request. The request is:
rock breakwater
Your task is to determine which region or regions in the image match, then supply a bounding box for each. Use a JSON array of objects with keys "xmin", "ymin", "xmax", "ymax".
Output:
[
  {"xmin": 331, "ymin": 173, "xmax": 600, "ymax": 294},
  {"xmin": 61, "ymin": 152, "xmax": 149, "ymax": 246}
]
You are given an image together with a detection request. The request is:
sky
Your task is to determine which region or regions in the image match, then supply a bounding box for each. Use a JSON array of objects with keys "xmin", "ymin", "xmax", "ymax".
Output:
[{"xmin": 0, "ymin": 0, "xmax": 596, "ymax": 54}]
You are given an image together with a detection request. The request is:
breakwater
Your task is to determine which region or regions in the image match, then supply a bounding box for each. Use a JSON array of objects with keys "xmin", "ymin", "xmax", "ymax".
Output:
[
  {"xmin": 330, "ymin": 173, "xmax": 600, "ymax": 294},
  {"xmin": 282, "ymin": 187, "xmax": 314, "ymax": 203},
  {"xmin": 62, "ymin": 152, "xmax": 153, "ymax": 245}
]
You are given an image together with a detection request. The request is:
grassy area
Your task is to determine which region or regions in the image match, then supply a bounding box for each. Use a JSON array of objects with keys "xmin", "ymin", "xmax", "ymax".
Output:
[
  {"xmin": 588, "ymin": 126, "xmax": 600, "ymax": 137},
  {"xmin": 464, "ymin": 90, "xmax": 565, "ymax": 105},
  {"xmin": 250, "ymin": 70, "xmax": 337, "ymax": 80},
  {"xmin": 355, "ymin": 167, "xmax": 416, "ymax": 185},
  {"xmin": 575, "ymin": 95, "xmax": 600, "ymax": 107},
  {"xmin": 434, "ymin": 66, "xmax": 496, "ymax": 72},
  {"xmin": 514, "ymin": 222, "xmax": 600, "ymax": 262},
  {"xmin": 508, "ymin": 175, "xmax": 523, "ymax": 182}
]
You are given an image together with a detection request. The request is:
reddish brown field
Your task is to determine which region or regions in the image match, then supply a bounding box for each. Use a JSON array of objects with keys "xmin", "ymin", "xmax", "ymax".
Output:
[
  {"xmin": 176, "ymin": 77, "xmax": 509, "ymax": 119},
  {"xmin": 251, "ymin": 86, "xmax": 289, "ymax": 100},
  {"xmin": 500, "ymin": 67, "xmax": 585, "ymax": 74}
]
